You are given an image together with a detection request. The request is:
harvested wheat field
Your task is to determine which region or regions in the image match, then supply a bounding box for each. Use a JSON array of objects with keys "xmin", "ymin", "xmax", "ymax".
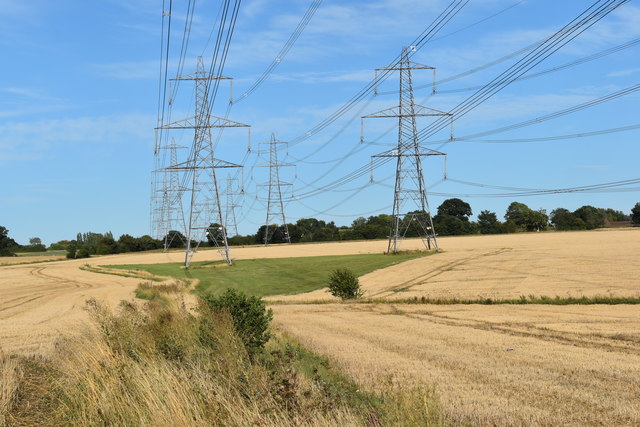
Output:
[
  {"xmin": 0, "ymin": 258, "xmax": 142, "ymax": 355},
  {"xmin": 272, "ymin": 303, "xmax": 640, "ymax": 425},
  {"xmin": 0, "ymin": 255, "xmax": 65, "ymax": 266},
  {"xmin": 272, "ymin": 228, "xmax": 640, "ymax": 302},
  {"xmin": 1, "ymin": 229, "xmax": 639, "ymax": 356},
  {"xmin": 1, "ymin": 228, "xmax": 639, "ymax": 425}
]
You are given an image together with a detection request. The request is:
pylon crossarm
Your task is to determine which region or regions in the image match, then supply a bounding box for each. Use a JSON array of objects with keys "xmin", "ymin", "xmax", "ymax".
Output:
[
  {"xmin": 376, "ymin": 61, "xmax": 435, "ymax": 72},
  {"xmin": 372, "ymin": 147, "xmax": 445, "ymax": 158},
  {"xmin": 164, "ymin": 159, "xmax": 242, "ymax": 171},
  {"xmin": 157, "ymin": 115, "xmax": 250, "ymax": 130},
  {"xmin": 362, "ymin": 104, "xmax": 451, "ymax": 119},
  {"xmin": 170, "ymin": 71, "xmax": 232, "ymax": 81}
]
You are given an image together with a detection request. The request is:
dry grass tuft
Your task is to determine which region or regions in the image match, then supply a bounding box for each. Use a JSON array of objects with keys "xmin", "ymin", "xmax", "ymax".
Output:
[
  {"xmin": 4, "ymin": 298, "xmax": 369, "ymax": 426},
  {"xmin": 0, "ymin": 351, "xmax": 22, "ymax": 427},
  {"xmin": 134, "ymin": 280, "xmax": 191, "ymax": 302}
]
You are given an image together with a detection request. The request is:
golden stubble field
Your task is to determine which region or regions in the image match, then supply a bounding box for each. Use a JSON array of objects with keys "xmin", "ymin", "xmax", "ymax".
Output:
[
  {"xmin": 272, "ymin": 227, "xmax": 640, "ymax": 302},
  {"xmin": 1, "ymin": 228, "xmax": 639, "ymax": 424},
  {"xmin": 272, "ymin": 303, "xmax": 640, "ymax": 425}
]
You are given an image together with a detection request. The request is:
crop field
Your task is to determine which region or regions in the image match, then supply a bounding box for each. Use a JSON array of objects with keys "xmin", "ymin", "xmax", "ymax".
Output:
[
  {"xmin": 1, "ymin": 228, "xmax": 639, "ymax": 424},
  {"xmin": 271, "ymin": 303, "xmax": 640, "ymax": 425},
  {"xmin": 272, "ymin": 228, "xmax": 640, "ymax": 302}
]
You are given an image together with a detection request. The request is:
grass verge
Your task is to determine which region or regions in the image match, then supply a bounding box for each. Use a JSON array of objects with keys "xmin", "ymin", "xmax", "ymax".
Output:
[
  {"xmin": 2, "ymin": 290, "xmax": 444, "ymax": 426},
  {"xmin": 105, "ymin": 252, "xmax": 432, "ymax": 297},
  {"xmin": 268, "ymin": 295, "xmax": 640, "ymax": 305}
]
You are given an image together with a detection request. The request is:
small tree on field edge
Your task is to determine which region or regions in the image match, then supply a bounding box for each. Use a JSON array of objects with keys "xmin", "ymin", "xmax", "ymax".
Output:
[{"xmin": 328, "ymin": 268, "xmax": 364, "ymax": 300}]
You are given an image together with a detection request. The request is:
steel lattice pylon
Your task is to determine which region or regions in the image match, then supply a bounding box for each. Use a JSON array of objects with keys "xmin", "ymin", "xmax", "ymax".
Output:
[
  {"xmin": 155, "ymin": 57, "xmax": 250, "ymax": 267},
  {"xmin": 224, "ymin": 176, "xmax": 241, "ymax": 237},
  {"xmin": 157, "ymin": 138, "xmax": 187, "ymax": 249},
  {"xmin": 362, "ymin": 47, "xmax": 453, "ymax": 253},
  {"xmin": 258, "ymin": 134, "xmax": 293, "ymax": 245}
]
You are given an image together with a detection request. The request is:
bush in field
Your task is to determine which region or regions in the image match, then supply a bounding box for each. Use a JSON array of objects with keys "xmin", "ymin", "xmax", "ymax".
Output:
[
  {"xmin": 76, "ymin": 248, "xmax": 90, "ymax": 259},
  {"xmin": 328, "ymin": 268, "xmax": 364, "ymax": 300},
  {"xmin": 65, "ymin": 242, "xmax": 77, "ymax": 259},
  {"xmin": 199, "ymin": 289, "xmax": 273, "ymax": 358}
]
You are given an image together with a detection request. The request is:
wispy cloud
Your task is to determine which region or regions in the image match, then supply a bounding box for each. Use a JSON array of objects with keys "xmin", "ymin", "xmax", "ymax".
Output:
[
  {"xmin": 0, "ymin": 113, "xmax": 154, "ymax": 163},
  {"xmin": 607, "ymin": 67, "xmax": 640, "ymax": 78},
  {"xmin": 92, "ymin": 60, "xmax": 160, "ymax": 80},
  {"xmin": 268, "ymin": 69, "xmax": 373, "ymax": 84}
]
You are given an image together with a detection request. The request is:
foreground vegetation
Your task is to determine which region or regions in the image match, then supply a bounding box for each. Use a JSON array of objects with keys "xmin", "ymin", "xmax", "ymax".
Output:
[
  {"xmin": 1, "ymin": 288, "xmax": 443, "ymax": 426},
  {"xmin": 107, "ymin": 252, "xmax": 429, "ymax": 297}
]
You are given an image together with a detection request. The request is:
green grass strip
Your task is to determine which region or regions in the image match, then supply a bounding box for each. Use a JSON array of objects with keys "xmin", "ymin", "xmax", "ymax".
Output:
[{"xmin": 105, "ymin": 252, "xmax": 430, "ymax": 297}]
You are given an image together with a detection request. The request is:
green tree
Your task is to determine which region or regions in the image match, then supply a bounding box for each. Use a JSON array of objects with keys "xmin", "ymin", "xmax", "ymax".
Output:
[
  {"xmin": 29, "ymin": 237, "xmax": 42, "ymax": 246},
  {"xmin": 138, "ymin": 235, "xmax": 162, "ymax": 251},
  {"xmin": 601, "ymin": 208, "xmax": 629, "ymax": 222},
  {"xmin": 573, "ymin": 205, "xmax": 605, "ymax": 230},
  {"xmin": 0, "ymin": 226, "xmax": 18, "ymax": 256},
  {"xmin": 505, "ymin": 202, "xmax": 548, "ymax": 232},
  {"xmin": 550, "ymin": 208, "xmax": 585, "ymax": 231},
  {"xmin": 437, "ymin": 198, "xmax": 472, "ymax": 220},
  {"xmin": 66, "ymin": 241, "xmax": 78, "ymax": 259},
  {"xmin": 632, "ymin": 202, "xmax": 640, "ymax": 225},
  {"xmin": 96, "ymin": 237, "xmax": 119, "ymax": 255},
  {"xmin": 347, "ymin": 214, "xmax": 391, "ymax": 240},
  {"xmin": 117, "ymin": 234, "xmax": 141, "ymax": 253},
  {"xmin": 206, "ymin": 223, "xmax": 226, "ymax": 247},
  {"xmin": 256, "ymin": 224, "xmax": 291, "ymax": 244},
  {"xmin": 76, "ymin": 247, "xmax": 90, "ymax": 258},
  {"xmin": 49, "ymin": 240, "xmax": 73, "ymax": 250},
  {"xmin": 434, "ymin": 215, "xmax": 469, "ymax": 235},
  {"xmin": 504, "ymin": 202, "xmax": 530, "ymax": 227},
  {"xmin": 477, "ymin": 210, "xmax": 505, "ymax": 234},
  {"xmin": 164, "ymin": 230, "xmax": 187, "ymax": 248},
  {"xmin": 434, "ymin": 199, "xmax": 475, "ymax": 235},
  {"xmin": 327, "ymin": 268, "xmax": 364, "ymax": 300}
]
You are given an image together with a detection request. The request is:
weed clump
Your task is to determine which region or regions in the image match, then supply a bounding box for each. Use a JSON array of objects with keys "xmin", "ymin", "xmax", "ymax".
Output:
[
  {"xmin": 328, "ymin": 268, "xmax": 364, "ymax": 300},
  {"xmin": 200, "ymin": 288, "xmax": 273, "ymax": 359}
]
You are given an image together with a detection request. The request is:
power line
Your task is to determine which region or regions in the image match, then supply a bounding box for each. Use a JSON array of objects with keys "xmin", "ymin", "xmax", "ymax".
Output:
[
  {"xmin": 453, "ymin": 122, "xmax": 640, "ymax": 143},
  {"xmin": 417, "ymin": 0, "xmax": 630, "ymax": 144},
  {"xmin": 287, "ymin": 0, "xmax": 470, "ymax": 146},
  {"xmin": 433, "ymin": 177, "xmax": 640, "ymax": 198},
  {"xmin": 232, "ymin": 0, "xmax": 323, "ymax": 104},
  {"xmin": 432, "ymin": 83, "xmax": 640, "ymax": 143}
]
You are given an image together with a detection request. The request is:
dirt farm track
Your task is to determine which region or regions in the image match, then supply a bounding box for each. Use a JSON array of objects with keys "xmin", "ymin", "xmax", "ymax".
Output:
[{"xmin": 1, "ymin": 228, "xmax": 639, "ymax": 424}]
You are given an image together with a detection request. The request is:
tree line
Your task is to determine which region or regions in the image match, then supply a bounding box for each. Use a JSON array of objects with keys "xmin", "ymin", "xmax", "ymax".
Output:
[
  {"xmin": 2, "ymin": 201, "xmax": 638, "ymax": 258},
  {"xmin": 232, "ymin": 199, "xmax": 640, "ymax": 244}
]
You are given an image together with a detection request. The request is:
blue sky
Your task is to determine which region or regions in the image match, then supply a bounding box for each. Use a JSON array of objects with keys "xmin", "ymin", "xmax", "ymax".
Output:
[{"xmin": 2, "ymin": 0, "xmax": 639, "ymax": 245}]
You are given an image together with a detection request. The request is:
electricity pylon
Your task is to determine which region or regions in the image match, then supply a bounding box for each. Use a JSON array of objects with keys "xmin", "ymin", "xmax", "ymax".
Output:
[
  {"xmin": 224, "ymin": 176, "xmax": 241, "ymax": 237},
  {"xmin": 156, "ymin": 138, "xmax": 188, "ymax": 250},
  {"xmin": 157, "ymin": 57, "xmax": 250, "ymax": 267},
  {"xmin": 362, "ymin": 46, "xmax": 452, "ymax": 253},
  {"xmin": 258, "ymin": 134, "xmax": 293, "ymax": 245}
]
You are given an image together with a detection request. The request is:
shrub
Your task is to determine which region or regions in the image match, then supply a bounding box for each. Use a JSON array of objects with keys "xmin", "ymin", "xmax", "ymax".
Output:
[
  {"xmin": 199, "ymin": 289, "xmax": 273, "ymax": 358},
  {"xmin": 66, "ymin": 246, "xmax": 76, "ymax": 259},
  {"xmin": 328, "ymin": 268, "xmax": 364, "ymax": 300},
  {"xmin": 76, "ymin": 248, "xmax": 90, "ymax": 259}
]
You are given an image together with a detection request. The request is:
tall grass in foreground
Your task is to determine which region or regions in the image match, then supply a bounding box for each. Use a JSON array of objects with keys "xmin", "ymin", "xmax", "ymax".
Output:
[
  {"xmin": 3, "ymin": 289, "xmax": 444, "ymax": 426},
  {"xmin": 0, "ymin": 352, "xmax": 21, "ymax": 426}
]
